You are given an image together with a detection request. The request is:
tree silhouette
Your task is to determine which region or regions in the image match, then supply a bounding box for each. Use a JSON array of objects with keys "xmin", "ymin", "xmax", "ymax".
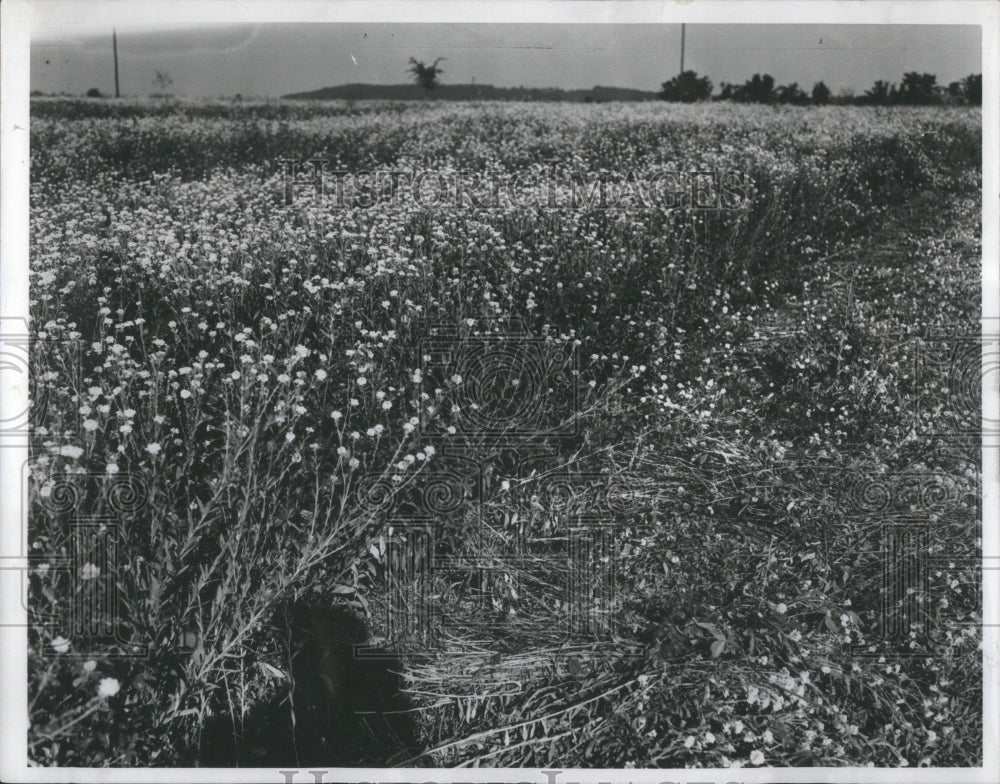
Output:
[
  {"xmin": 717, "ymin": 74, "xmax": 777, "ymax": 104},
  {"xmin": 748, "ymin": 74, "xmax": 776, "ymax": 103},
  {"xmin": 776, "ymin": 82, "xmax": 810, "ymax": 105},
  {"xmin": 963, "ymin": 73, "xmax": 982, "ymax": 106},
  {"xmin": 811, "ymin": 81, "xmax": 831, "ymax": 105},
  {"xmin": 897, "ymin": 72, "xmax": 939, "ymax": 105},
  {"xmin": 862, "ymin": 79, "xmax": 894, "ymax": 106},
  {"xmin": 722, "ymin": 74, "xmax": 776, "ymax": 103},
  {"xmin": 407, "ymin": 57, "xmax": 446, "ymax": 91},
  {"xmin": 660, "ymin": 70, "xmax": 713, "ymax": 102}
]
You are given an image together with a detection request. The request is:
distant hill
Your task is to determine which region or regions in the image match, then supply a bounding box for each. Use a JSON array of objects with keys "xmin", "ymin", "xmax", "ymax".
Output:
[{"xmin": 282, "ymin": 83, "xmax": 659, "ymax": 102}]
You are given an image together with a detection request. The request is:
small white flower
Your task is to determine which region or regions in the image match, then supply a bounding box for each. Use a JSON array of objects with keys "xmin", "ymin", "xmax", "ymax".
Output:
[
  {"xmin": 58, "ymin": 445, "xmax": 84, "ymax": 459},
  {"xmin": 97, "ymin": 677, "xmax": 120, "ymax": 698},
  {"xmin": 750, "ymin": 749, "xmax": 765, "ymax": 766},
  {"xmin": 775, "ymin": 602, "xmax": 787, "ymax": 614},
  {"xmin": 315, "ymin": 369, "xmax": 328, "ymax": 381},
  {"xmin": 145, "ymin": 443, "xmax": 162, "ymax": 456},
  {"xmin": 81, "ymin": 562, "xmax": 100, "ymax": 580},
  {"xmin": 331, "ymin": 410, "xmax": 342, "ymax": 421},
  {"xmin": 51, "ymin": 635, "xmax": 71, "ymax": 654},
  {"xmin": 83, "ymin": 659, "xmax": 97, "ymax": 673},
  {"xmin": 684, "ymin": 735, "xmax": 695, "ymax": 748},
  {"xmin": 180, "ymin": 389, "xmax": 191, "ymax": 399}
]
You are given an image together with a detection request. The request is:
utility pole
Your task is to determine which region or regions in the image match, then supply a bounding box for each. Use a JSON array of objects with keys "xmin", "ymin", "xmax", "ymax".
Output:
[
  {"xmin": 113, "ymin": 28, "xmax": 120, "ymax": 97},
  {"xmin": 680, "ymin": 23, "xmax": 685, "ymax": 75}
]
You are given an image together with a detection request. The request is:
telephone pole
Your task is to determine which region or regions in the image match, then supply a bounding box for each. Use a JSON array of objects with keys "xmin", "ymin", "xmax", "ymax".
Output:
[
  {"xmin": 112, "ymin": 28, "xmax": 120, "ymax": 97},
  {"xmin": 680, "ymin": 23, "xmax": 685, "ymax": 74}
]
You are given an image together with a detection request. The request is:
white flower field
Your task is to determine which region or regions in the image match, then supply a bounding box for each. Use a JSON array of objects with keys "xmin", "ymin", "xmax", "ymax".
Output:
[{"xmin": 26, "ymin": 98, "xmax": 982, "ymax": 768}]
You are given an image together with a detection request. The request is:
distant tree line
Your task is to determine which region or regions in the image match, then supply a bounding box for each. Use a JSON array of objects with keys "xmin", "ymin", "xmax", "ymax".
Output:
[{"xmin": 661, "ymin": 70, "xmax": 982, "ymax": 106}]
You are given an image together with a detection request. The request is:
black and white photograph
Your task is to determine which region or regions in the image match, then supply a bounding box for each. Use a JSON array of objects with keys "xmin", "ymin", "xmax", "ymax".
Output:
[{"xmin": 0, "ymin": 1, "xmax": 997, "ymax": 781}]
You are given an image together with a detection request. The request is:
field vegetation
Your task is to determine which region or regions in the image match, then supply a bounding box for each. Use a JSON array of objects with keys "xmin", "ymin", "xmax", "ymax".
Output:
[{"xmin": 27, "ymin": 98, "xmax": 981, "ymax": 768}]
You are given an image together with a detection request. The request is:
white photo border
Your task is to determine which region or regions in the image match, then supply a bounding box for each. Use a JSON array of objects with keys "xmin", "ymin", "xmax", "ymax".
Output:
[{"xmin": 2, "ymin": 1, "xmax": 997, "ymax": 782}]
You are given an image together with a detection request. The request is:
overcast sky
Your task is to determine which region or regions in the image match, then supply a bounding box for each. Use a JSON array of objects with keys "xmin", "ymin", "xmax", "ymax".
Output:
[{"xmin": 31, "ymin": 23, "xmax": 981, "ymax": 99}]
